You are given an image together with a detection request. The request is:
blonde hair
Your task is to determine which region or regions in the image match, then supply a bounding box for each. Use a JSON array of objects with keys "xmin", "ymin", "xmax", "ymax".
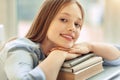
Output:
[{"xmin": 26, "ymin": 0, "xmax": 84, "ymax": 43}]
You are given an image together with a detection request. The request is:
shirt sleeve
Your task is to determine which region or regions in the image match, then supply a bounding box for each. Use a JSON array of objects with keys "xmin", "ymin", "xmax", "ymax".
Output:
[
  {"xmin": 103, "ymin": 57, "xmax": 120, "ymax": 66},
  {"xmin": 4, "ymin": 50, "xmax": 46, "ymax": 80},
  {"xmin": 29, "ymin": 67, "xmax": 46, "ymax": 80},
  {"xmin": 103, "ymin": 44, "xmax": 120, "ymax": 66}
]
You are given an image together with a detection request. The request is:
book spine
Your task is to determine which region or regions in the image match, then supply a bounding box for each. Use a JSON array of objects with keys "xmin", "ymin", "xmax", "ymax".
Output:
[
  {"xmin": 58, "ymin": 61, "xmax": 104, "ymax": 80},
  {"xmin": 62, "ymin": 53, "xmax": 95, "ymax": 68},
  {"xmin": 61, "ymin": 56, "xmax": 103, "ymax": 73},
  {"xmin": 75, "ymin": 61, "xmax": 104, "ymax": 80},
  {"xmin": 70, "ymin": 54, "xmax": 95, "ymax": 67}
]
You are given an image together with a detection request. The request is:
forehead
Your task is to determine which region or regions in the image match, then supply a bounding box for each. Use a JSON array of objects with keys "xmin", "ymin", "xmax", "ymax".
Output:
[{"xmin": 58, "ymin": 3, "xmax": 82, "ymax": 19}]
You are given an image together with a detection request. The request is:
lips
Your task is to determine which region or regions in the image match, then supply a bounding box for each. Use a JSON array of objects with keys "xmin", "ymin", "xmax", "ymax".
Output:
[{"xmin": 60, "ymin": 33, "xmax": 75, "ymax": 41}]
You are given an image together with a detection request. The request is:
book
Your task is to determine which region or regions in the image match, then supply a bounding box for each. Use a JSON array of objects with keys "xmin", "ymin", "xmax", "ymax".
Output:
[
  {"xmin": 61, "ymin": 56, "xmax": 103, "ymax": 73},
  {"xmin": 57, "ymin": 61, "xmax": 104, "ymax": 80},
  {"xmin": 62, "ymin": 53, "xmax": 95, "ymax": 68}
]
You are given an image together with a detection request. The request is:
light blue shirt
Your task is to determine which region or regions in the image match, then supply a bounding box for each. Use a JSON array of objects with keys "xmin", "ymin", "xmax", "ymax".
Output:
[
  {"xmin": 0, "ymin": 38, "xmax": 120, "ymax": 80},
  {"xmin": 0, "ymin": 38, "xmax": 46, "ymax": 80}
]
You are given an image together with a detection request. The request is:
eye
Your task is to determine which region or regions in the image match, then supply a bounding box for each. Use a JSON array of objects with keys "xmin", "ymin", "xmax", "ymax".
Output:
[
  {"xmin": 74, "ymin": 22, "xmax": 81, "ymax": 28},
  {"xmin": 60, "ymin": 18, "xmax": 68, "ymax": 23}
]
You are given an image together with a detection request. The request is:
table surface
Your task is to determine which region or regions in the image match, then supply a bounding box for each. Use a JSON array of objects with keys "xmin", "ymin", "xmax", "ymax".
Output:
[{"xmin": 88, "ymin": 66, "xmax": 120, "ymax": 80}]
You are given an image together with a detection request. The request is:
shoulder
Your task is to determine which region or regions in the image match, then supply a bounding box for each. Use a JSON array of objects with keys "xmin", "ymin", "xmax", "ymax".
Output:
[
  {"xmin": 1, "ymin": 37, "xmax": 43, "ymax": 60},
  {"xmin": 4, "ymin": 37, "xmax": 45, "ymax": 60},
  {"xmin": 0, "ymin": 37, "xmax": 44, "ymax": 66},
  {"xmin": 5, "ymin": 37, "xmax": 40, "ymax": 52}
]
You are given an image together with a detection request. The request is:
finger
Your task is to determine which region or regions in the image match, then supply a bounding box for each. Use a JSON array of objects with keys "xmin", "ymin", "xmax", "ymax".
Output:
[
  {"xmin": 66, "ymin": 53, "xmax": 81, "ymax": 60},
  {"xmin": 69, "ymin": 48, "xmax": 89, "ymax": 54},
  {"xmin": 50, "ymin": 47, "xmax": 70, "ymax": 52},
  {"xmin": 69, "ymin": 48, "xmax": 81, "ymax": 53}
]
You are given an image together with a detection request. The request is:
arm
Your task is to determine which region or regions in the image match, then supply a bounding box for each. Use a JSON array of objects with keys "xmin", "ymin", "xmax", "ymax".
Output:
[
  {"xmin": 39, "ymin": 50, "xmax": 66, "ymax": 80},
  {"xmin": 90, "ymin": 43, "xmax": 120, "ymax": 60},
  {"xmin": 39, "ymin": 50, "xmax": 80, "ymax": 80},
  {"xmin": 70, "ymin": 42, "xmax": 120, "ymax": 60},
  {"xmin": 69, "ymin": 42, "xmax": 120, "ymax": 66},
  {"xmin": 5, "ymin": 47, "xmax": 79, "ymax": 80},
  {"xmin": 5, "ymin": 50, "xmax": 46, "ymax": 80}
]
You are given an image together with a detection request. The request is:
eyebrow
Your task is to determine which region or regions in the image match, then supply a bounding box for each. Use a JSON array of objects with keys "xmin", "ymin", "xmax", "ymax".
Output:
[{"xmin": 60, "ymin": 12, "xmax": 82, "ymax": 21}]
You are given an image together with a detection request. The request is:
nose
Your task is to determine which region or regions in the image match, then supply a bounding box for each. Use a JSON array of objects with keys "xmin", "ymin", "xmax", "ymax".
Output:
[{"xmin": 67, "ymin": 23, "xmax": 76, "ymax": 32}]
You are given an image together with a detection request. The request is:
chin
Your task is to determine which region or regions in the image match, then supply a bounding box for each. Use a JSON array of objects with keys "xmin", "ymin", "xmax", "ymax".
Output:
[
  {"xmin": 61, "ymin": 44, "xmax": 73, "ymax": 48},
  {"xmin": 54, "ymin": 41, "xmax": 74, "ymax": 48}
]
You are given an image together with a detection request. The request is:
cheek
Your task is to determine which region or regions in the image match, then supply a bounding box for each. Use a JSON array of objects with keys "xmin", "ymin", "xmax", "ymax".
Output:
[
  {"xmin": 47, "ymin": 27, "xmax": 60, "ymax": 41},
  {"xmin": 75, "ymin": 31, "xmax": 80, "ymax": 40}
]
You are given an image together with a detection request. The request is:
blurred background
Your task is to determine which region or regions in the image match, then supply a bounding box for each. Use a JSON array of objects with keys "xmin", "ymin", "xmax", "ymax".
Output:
[{"xmin": 0, "ymin": 0, "xmax": 120, "ymax": 45}]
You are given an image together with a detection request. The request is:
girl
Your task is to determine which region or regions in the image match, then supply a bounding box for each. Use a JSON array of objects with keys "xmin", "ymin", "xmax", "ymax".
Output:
[{"xmin": 0, "ymin": 0, "xmax": 120, "ymax": 80}]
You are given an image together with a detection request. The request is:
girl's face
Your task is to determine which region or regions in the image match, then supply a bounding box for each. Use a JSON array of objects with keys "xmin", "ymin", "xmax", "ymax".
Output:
[{"xmin": 45, "ymin": 3, "xmax": 83, "ymax": 48}]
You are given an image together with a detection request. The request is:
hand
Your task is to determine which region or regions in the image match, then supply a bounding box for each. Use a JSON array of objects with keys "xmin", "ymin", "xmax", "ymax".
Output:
[
  {"xmin": 50, "ymin": 47, "xmax": 81, "ymax": 60},
  {"xmin": 69, "ymin": 42, "xmax": 92, "ymax": 54}
]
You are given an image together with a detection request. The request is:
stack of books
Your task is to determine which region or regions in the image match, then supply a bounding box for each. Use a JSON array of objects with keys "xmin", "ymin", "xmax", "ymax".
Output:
[{"xmin": 57, "ymin": 53, "xmax": 104, "ymax": 80}]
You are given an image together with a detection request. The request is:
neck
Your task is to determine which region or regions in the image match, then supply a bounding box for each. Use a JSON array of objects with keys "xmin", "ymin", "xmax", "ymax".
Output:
[{"xmin": 41, "ymin": 40, "xmax": 55, "ymax": 56}]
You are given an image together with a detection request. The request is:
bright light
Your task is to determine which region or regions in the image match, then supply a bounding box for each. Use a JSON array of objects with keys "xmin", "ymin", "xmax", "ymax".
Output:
[
  {"xmin": 0, "ymin": 24, "xmax": 5, "ymax": 42},
  {"xmin": 113, "ymin": 0, "xmax": 120, "ymax": 3}
]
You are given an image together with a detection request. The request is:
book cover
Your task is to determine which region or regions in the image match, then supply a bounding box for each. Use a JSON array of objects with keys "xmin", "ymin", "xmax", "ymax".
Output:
[
  {"xmin": 61, "ymin": 56, "xmax": 103, "ymax": 73},
  {"xmin": 62, "ymin": 53, "xmax": 95, "ymax": 68},
  {"xmin": 57, "ymin": 61, "xmax": 104, "ymax": 80}
]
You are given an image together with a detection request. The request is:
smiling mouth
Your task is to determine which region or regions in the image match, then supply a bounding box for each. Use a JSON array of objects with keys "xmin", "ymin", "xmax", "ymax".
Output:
[{"xmin": 60, "ymin": 34, "xmax": 74, "ymax": 41}]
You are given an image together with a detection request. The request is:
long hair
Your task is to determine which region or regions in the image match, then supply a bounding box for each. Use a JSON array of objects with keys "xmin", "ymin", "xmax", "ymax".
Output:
[{"xmin": 26, "ymin": 0, "xmax": 84, "ymax": 43}]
